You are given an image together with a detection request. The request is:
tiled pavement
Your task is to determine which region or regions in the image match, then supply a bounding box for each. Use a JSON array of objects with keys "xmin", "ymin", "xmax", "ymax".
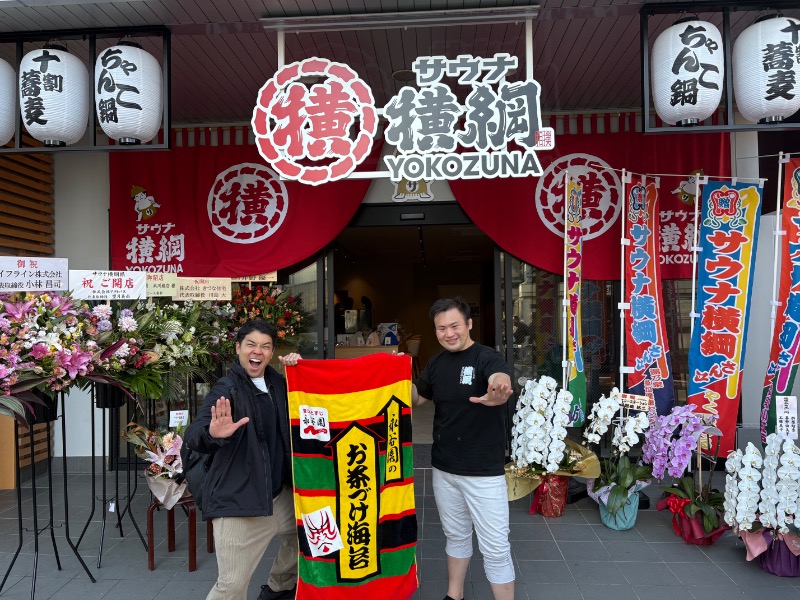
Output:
[{"xmin": 0, "ymin": 469, "xmax": 797, "ymax": 600}]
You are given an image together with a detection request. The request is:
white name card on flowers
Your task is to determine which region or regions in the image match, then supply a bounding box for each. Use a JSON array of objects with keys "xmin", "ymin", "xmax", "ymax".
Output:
[
  {"xmin": 173, "ymin": 277, "xmax": 232, "ymax": 301},
  {"xmin": 231, "ymin": 271, "xmax": 277, "ymax": 282},
  {"xmin": 777, "ymin": 395, "xmax": 798, "ymax": 440},
  {"xmin": 620, "ymin": 393, "xmax": 650, "ymax": 412},
  {"xmin": 146, "ymin": 272, "xmax": 178, "ymax": 297},
  {"xmin": 69, "ymin": 270, "xmax": 146, "ymax": 300},
  {"xmin": 169, "ymin": 410, "xmax": 189, "ymax": 427},
  {"xmin": 0, "ymin": 257, "xmax": 68, "ymax": 291}
]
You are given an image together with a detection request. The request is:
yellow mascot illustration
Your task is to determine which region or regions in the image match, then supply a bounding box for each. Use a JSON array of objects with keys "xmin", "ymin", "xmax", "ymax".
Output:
[{"xmin": 131, "ymin": 185, "xmax": 161, "ymax": 221}]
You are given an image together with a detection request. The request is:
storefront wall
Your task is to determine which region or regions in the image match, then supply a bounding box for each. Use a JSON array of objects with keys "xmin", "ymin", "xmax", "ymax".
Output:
[{"xmin": 46, "ymin": 125, "xmax": 781, "ymax": 459}]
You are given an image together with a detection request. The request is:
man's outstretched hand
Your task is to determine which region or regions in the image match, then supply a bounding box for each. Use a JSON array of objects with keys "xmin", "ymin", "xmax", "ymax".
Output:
[
  {"xmin": 209, "ymin": 396, "xmax": 249, "ymax": 439},
  {"xmin": 469, "ymin": 380, "xmax": 512, "ymax": 406}
]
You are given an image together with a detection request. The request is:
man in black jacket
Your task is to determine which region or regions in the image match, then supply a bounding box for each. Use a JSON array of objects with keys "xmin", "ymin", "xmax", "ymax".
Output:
[{"xmin": 185, "ymin": 319, "xmax": 300, "ymax": 600}]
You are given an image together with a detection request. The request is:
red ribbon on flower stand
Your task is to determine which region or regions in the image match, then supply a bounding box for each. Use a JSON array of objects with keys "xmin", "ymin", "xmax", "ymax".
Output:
[
  {"xmin": 656, "ymin": 496, "xmax": 729, "ymax": 545},
  {"xmin": 530, "ymin": 474, "xmax": 569, "ymax": 518}
]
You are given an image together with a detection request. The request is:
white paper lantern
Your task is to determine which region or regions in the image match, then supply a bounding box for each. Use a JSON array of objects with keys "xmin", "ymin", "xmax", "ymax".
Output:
[
  {"xmin": 95, "ymin": 42, "xmax": 163, "ymax": 144},
  {"xmin": 733, "ymin": 15, "xmax": 800, "ymax": 124},
  {"xmin": 19, "ymin": 45, "xmax": 89, "ymax": 146},
  {"xmin": 0, "ymin": 58, "xmax": 15, "ymax": 146},
  {"xmin": 651, "ymin": 19, "xmax": 724, "ymax": 126}
]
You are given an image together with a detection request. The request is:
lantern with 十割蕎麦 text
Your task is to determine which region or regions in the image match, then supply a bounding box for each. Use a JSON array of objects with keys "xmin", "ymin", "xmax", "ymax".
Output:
[
  {"xmin": 733, "ymin": 15, "xmax": 800, "ymax": 124},
  {"xmin": 651, "ymin": 18, "xmax": 724, "ymax": 126},
  {"xmin": 95, "ymin": 41, "xmax": 163, "ymax": 144},
  {"xmin": 19, "ymin": 44, "xmax": 90, "ymax": 146}
]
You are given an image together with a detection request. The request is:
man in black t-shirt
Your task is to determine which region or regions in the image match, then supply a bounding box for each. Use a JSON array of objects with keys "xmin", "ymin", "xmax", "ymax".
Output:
[{"xmin": 412, "ymin": 298, "xmax": 515, "ymax": 600}]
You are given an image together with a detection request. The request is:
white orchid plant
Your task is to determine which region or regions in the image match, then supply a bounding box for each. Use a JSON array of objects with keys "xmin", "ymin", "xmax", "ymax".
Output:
[
  {"xmin": 725, "ymin": 434, "xmax": 800, "ymax": 535},
  {"xmin": 583, "ymin": 388, "xmax": 652, "ymax": 515},
  {"xmin": 510, "ymin": 376, "xmax": 575, "ymax": 476}
]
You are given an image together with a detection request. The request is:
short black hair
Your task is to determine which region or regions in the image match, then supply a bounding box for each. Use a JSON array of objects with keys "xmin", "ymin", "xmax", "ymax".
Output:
[
  {"xmin": 429, "ymin": 297, "xmax": 471, "ymax": 322},
  {"xmin": 236, "ymin": 319, "xmax": 277, "ymax": 345}
]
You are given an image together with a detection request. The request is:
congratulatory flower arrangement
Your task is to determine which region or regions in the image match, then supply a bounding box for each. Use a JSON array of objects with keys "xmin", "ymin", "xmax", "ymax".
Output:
[
  {"xmin": 643, "ymin": 404, "xmax": 728, "ymax": 542},
  {"xmin": 508, "ymin": 376, "xmax": 599, "ymax": 512},
  {"xmin": 724, "ymin": 434, "xmax": 800, "ymax": 572},
  {"xmin": 583, "ymin": 388, "xmax": 651, "ymax": 524}
]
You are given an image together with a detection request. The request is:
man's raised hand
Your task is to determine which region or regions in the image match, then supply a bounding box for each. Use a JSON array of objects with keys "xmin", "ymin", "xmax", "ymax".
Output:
[{"xmin": 209, "ymin": 396, "xmax": 249, "ymax": 439}]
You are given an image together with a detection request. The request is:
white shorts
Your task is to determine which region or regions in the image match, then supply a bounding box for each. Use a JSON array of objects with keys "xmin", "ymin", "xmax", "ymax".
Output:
[{"xmin": 432, "ymin": 467, "xmax": 515, "ymax": 584}]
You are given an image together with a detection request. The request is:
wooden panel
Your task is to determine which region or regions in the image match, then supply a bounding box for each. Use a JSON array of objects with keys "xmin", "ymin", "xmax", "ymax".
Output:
[
  {"xmin": 17, "ymin": 423, "xmax": 52, "ymax": 470},
  {"xmin": 0, "ymin": 417, "xmax": 15, "ymax": 490}
]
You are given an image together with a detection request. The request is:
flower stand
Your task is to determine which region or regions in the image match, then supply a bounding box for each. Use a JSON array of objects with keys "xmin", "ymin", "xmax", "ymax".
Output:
[
  {"xmin": 599, "ymin": 492, "xmax": 639, "ymax": 531},
  {"xmin": 656, "ymin": 497, "xmax": 728, "ymax": 545},
  {"xmin": 530, "ymin": 474, "xmax": 569, "ymax": 517}
]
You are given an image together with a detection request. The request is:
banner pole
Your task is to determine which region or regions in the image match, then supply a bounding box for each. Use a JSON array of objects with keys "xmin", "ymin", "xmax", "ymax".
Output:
[
  {"xmin": 770, "ymin": 152, "xmax": 786, "ymax": 341},
  {"xmin": 689, "ymin": 175, "xmax": 705, "ymax": 339},
  {"xmin": 619, "ymin": 169, "xmax": 630, "ymax": 393},
  {"xmin": 562, "ymin": 168, "xmax": 569, "ymax": 392}
]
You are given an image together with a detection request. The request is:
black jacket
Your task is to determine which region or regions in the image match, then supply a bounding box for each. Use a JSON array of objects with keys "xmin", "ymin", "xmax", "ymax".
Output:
[{"xmin": 184, "ymin": 361, "xmax": 291, "ymax": 520}]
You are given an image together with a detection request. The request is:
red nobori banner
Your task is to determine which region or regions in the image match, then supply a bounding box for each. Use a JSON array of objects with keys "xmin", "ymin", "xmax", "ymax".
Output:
[
  {"xmin": 687, "ymin": 181, "xmax": 762, "ymax": 455},
  {"xmin": 109, "ymin": 137, "xmax": 378, "ymax": 277},
  {"xmin": 761, "ymin": 157, "xmax": 800, "ymax": 441},
  {"xmin": 449, "ymin": 116, "xmax": 730, "ymax": 280},
  {"xmin": 623, "ymin": 179, "xmax": 675, "ymax": 418}
]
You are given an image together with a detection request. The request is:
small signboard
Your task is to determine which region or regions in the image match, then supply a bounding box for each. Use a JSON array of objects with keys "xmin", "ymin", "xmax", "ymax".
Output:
[
  {"xmin": 230, "ymin": 271, "xmax": 278, "ymax": 282},
  {"xmin": 777, "ymin": 395, "xmax": 798, "ymax": 440},
  {"xmin": 69, "ymin": 270, "xmax": 147, "ymax": 300},
  {"xmin": 146, "ymin": 272, "xmax": 178, "ymax": 297},
  {"xmin": 169, "ymin": 410, "xmax": 189, "ymax": 427},
  {"xmin": 173, "ymin": 277, "xmax": 232, "ymax": 301},
  {"xmin": 0, "ymin": 257, "xmax": 68, "ymax": 291},
  {"xmin": 620, "ymin": 393, "xmax": 650, "ymax": 412}
]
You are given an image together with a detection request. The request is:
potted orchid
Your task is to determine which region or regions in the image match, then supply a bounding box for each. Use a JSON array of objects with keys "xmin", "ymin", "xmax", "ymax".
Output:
[
  {"xmin": 644, "ymin": 405, "xmax": 728, "ymax": 545},
  {"xmin": 724, "ymin": 435, "xmax": 800, "ymax": 576},
  {"xmin": 509, "ymin": 376, "xmax": 599, "ymax": 517},
  {"xmin": 583, "ymin": 388, "xmax": 651, "ymax": 530},
  {"xmin": 124, "ymin": 422, "xmax": 187, "ymax": 510}
]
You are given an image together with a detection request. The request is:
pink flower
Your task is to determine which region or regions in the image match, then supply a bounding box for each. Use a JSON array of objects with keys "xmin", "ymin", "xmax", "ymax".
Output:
[
  {"xmin": 55, "ymin": 348, "xmax": 92, "ymax": 380},
  {"xmin": 2, "ymin": 300, "xmax": 36, "ymax": 321},
  {"xmin": 29, "ymin": 343, "xmax": 50, "ymax": 360}
]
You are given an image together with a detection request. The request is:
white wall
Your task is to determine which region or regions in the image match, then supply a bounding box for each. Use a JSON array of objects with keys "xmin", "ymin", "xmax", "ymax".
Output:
[
  {"xmin": 733, "ymin": 129, "xmax": 771, "ymax": 428},
  {"xmin": 53, "ymin": 152, "xmax": 110, "ymax": 458}
]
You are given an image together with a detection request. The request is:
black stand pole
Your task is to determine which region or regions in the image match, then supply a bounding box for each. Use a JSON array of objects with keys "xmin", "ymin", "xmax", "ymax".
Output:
[
  {"xmin": 0, "ymin": 394, "xmax": 96, "ymax": 599},
  {"xmin": 83, "ymin": 384, "xmax": 147, "ymax": 569},
  {"xmin": 117, "ymin": 391, "xmax": 146, "ymax": 549},
  {"xmin": 59, "ymin": 391, "xmax": 97, "ymax": 584},
  {"xmin": 75, "ymin": 386, "xmax": 96, "ymax": 551},
  {"xmin": 0, "ymin": 426, "xmax": 23, "ymax": 595}
]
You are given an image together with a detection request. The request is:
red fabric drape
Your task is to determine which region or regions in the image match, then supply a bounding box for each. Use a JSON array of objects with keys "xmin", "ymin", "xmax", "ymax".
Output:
[
  {"xmin": 450, "ymin": 127, "xmax": 730, "ymax": 280},
  {"xmin": 110, "ymin": 139, "xmax": 382, "ymax": 277}
]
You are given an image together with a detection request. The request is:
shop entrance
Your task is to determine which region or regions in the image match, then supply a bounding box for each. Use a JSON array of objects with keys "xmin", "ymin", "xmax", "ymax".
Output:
[{"xmin": 329, "ymin": 203, "xmax": 496, "ymax": 445}]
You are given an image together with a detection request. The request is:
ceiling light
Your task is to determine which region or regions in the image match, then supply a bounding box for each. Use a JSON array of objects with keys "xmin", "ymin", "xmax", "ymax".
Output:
[{"xmin": 261, "ymin": 6, "xmax": 540, "ymax": 33}]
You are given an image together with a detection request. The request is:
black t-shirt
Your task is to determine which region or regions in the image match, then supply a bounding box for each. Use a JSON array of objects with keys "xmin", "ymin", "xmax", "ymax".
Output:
[
  {"xmin": 415, "ymin": 343, "xmax": 511, "ymax": 476},
  {"xmin": 253, "ymin": 380, "xmax": 284, "ymax": 499}
]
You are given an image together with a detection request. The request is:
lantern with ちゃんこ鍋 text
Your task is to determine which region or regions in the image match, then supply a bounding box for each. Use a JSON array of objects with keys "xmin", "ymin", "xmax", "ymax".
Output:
[
  {"xmin": 651, "ymin": 18, "xmax": 724, "ymax": 126},
  {"xmin": 95, "ymin": 42, "xmax": 163, "ymax": 144}
]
